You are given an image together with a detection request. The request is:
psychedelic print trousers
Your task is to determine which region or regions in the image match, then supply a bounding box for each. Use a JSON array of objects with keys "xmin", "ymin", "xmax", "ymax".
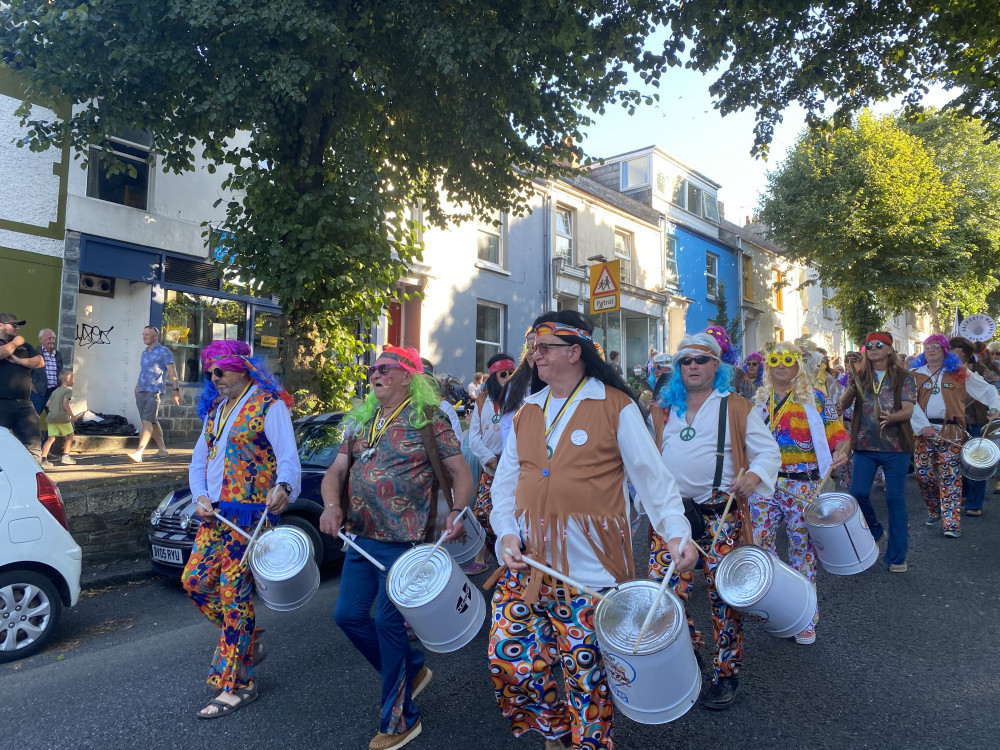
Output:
[
  {"xmin": 474, "ymin": 470, "xmax": 498, "ymax": 548},
  {"xmin": 489, "ymin": 570, "xmax": 614, "ymax": 750},
  {"xmin": 914, "ymin": 436, "xmax": 963, "ymax": 533},
  {"xmin": 182, "ymin": 520, "xmax": 257, "ymax": 692},
  {"xmin": 750, "ymin": 478, "xmax": 819, "ymax": 631},
  {"xmin": 648, "ymin": 510, "xmax": 744, "ymax": 680}
]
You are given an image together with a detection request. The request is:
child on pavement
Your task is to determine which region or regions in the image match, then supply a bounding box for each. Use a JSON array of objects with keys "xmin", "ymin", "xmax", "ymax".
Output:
[{"xmin": 41, "ymin": 370, "xmax": 76, "ymax": 466}]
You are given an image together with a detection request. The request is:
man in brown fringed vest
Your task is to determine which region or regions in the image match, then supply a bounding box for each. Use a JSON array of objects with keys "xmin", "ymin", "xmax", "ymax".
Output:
[
  {"xmin": 488, "ymin": 311, "xmax": 698, "ymax": 750},
  {"xmin": 649, "ymin": 331, "xmax": 780, "ymax": 711}
]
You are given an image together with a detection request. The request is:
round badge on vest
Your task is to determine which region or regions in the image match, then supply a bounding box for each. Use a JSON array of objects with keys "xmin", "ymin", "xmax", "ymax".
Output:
[{"xmin": 571, "ymin": 429, "xmax": 588, "ymax": 446}]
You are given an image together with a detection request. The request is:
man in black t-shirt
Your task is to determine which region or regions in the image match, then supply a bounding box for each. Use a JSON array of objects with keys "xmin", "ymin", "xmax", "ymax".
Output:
[{"xmin": 0, "ymin": 313, "xmax": 45, "ymax": 459}]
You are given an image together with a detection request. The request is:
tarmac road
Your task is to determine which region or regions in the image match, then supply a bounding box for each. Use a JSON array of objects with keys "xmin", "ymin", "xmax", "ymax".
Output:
[{"xmin": 3, "ymin": 476, "xmax": 998, "ymax": 750}]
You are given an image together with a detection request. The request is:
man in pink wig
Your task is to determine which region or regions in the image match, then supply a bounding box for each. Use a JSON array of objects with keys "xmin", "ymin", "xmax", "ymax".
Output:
[{"xmin": 183, "ymin": 339, "xmax": 300, "ymax": 719}]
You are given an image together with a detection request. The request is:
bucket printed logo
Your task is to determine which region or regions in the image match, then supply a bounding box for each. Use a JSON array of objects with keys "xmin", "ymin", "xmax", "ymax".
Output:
[
  {"xmin": 602, "ymin": 652, "xmax": 637, "ymax": 689},
  {"xmin": 456, "ymin": 582, "xmax": 472, "ymax": 614}
]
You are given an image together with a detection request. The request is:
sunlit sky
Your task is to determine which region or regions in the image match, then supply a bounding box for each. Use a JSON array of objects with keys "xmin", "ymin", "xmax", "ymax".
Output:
[{"xmin": 578, "ymin": 58, "xmax": 954, "ymax": 226}]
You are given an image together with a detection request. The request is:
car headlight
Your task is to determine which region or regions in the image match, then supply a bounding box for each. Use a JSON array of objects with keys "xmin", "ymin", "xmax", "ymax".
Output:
[
  {"xmin": 151, "ymin": 510, "xmax": 162, "ymax": 526},
  {"xmin": 179, "ymin": 514, "xmax": 191, "ymax": 530},
  {"xmin": 154, "ymin": 491, "xmax": 176, "ymax": 514}
]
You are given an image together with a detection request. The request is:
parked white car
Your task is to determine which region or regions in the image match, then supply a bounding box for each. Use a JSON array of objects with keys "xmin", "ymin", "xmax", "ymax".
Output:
[{"xmin": 0, "ymin": 426, "xmax": 82, "ymax": 662}]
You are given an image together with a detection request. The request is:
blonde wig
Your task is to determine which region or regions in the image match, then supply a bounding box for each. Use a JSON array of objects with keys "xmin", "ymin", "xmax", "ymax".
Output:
[{"xmin": 754, "ymin": 341, "xmax": 816, "ymax": 407}]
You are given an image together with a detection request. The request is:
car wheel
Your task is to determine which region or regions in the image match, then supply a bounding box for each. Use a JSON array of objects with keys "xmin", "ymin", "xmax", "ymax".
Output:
[
  {"xmin": 0, "ymin": 570, "xmax": 63, "ymax": 663},
  {"xmin": 282, "ymin": 514, "xmax": 325, "ymax": 568}
]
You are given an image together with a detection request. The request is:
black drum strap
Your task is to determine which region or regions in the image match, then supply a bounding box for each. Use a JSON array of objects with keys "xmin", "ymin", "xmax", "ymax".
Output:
[{"xmin": 712, "ymin": 396, "xmax": 729, "ymax": 493}]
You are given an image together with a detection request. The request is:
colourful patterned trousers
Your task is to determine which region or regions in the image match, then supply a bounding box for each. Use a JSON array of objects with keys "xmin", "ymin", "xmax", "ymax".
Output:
[
  {"xmin": 648, "ymin": 509, "xmax": 744, "ymax": 680},
  {"xmin": 914, "ymin": 435, "xmax": 963, "ymax": 533},
  {"xmin": 750, "ymin": 478, "xmax": 819, "ymax": 632},
  {"xmin": 474, "ymin": 470, "xmax": 498, "ymax": 548},
  {"xmin": 182, "ymin": 521, "xmax": 258, "ymax": 692},
  {"xmin": 489, "ymin": 570, "xmax": 614, "ymax": 750}
]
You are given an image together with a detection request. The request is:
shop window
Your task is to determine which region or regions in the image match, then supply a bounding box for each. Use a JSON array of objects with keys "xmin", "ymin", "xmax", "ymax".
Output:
[
  {"xmin": 475, "ymin": 301, "xmax": 505, "ymax": 373},
  {"xmin": 162, "ymin": 290, "xmax": 247, "ymax": 383},
  {"xmin": 614, "ymin": 230, "xmax": 632, "ymax": 285}
]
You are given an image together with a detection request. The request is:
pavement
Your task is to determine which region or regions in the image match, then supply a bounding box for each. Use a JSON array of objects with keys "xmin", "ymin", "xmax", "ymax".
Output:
[{"xmin": 45, "ymin": 442, "xmax": 197, "ymax": 591}]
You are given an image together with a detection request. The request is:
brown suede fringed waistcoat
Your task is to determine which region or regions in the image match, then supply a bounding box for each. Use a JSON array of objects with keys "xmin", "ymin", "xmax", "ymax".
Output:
[
  {"xmin": 914, "ymin": 371, "xmax": 969, "ymax": 428},
  {"xmin": 513, "ymin": 387, "xmax": 634, "ymax": 604}
]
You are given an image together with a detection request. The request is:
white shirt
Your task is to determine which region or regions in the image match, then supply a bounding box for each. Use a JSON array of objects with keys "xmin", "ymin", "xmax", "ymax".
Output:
[
  {"xmin": 912, "ymin": 365, "xmax": 1000, "ymax": 423},
  {"xmin": 189, "ymin": 385, "xmax": 302, "ymax": 504},
  {"xmin": 438, "ymin": 400, "xmax": 464, "ymax": 450},
  {"xmin": 659, "ymin": 389, "xmax": 780, "ymax": 503},
  {"xmin": 490, "ymin": 379, "xmax": 690, "ymax": 589},
  {"xmin": 469, "ymin": 395, "xmax": 504, "ymax": 473}
]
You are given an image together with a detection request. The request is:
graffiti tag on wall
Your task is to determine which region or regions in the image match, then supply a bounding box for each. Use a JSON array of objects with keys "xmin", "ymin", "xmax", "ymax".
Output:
[{"xmin": 76, "ymin": 323, "xmax": 114, "ymax": 348}]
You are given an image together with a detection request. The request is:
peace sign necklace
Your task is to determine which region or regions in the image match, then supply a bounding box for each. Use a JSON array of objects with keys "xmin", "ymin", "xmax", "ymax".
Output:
[{"xmin": 930, "ymin": 367, "xmax": 944, "ymax": 395}]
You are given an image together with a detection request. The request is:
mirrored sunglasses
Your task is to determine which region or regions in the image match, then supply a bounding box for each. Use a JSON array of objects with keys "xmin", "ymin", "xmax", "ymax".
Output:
[{"xmin": 368, "ymin": 363, "xmax": 406, "ymax": 379}]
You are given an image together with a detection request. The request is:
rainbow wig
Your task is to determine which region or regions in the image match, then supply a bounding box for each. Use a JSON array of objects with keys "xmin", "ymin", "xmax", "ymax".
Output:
[
  {"xmin": 742, "ymin": 352, "xmax": 764, "ymax": 387},
  {"xmin": 656, "ymin": 361, "xmax": 735, "ymax": 417},
  {"xmin": 345, "ymin": 371, "xmax": 442, "ymax": 433},
  {"xmin": 197, "ymin": 339, "xmax": 294, "ymax": 419},
  {"xmin": 910, "ymin": 334, "xmax": 967, "ymax": 381}
]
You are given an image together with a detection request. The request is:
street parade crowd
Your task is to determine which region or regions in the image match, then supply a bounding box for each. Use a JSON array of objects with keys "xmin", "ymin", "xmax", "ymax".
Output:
[{"xmin": 175, "ymin": 318, "xmax": 1000, "ymax": 750}]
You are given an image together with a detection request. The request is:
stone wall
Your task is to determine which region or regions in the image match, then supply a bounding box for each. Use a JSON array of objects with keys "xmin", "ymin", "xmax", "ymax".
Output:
[
  {"xmin": 157, "ymin": 387, "xmax": 204, "ymax": 443},
  {"xmin": 61, "ymin": 477, "xmax": 188, "ymax": 562}
]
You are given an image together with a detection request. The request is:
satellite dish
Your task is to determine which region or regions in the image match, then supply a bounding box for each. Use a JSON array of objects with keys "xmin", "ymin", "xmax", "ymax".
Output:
[{"xmin": 957, "ymin": 314, "xmax": 997, "ymax": 342}]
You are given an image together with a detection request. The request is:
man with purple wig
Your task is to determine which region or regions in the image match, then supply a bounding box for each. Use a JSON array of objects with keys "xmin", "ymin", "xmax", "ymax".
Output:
[
  {"xmin": 183, "ymin": 339, "xmax": 300, "ymax": 719},
  {"xmin": 911, "ymin": 334, "xmax": 1000, "ymax": 536}
]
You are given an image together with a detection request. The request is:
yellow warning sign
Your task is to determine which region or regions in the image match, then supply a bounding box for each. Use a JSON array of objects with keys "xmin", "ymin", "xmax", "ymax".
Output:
[{"xmin": 589, "ymin": 260, "xmax": 621, "ymax": 315}]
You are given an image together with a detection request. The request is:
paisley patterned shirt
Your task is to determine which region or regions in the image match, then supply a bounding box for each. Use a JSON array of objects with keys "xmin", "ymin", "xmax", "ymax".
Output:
[{"xmin": 341, "ymin": 404, "xmax": 461, "ymax": 542}]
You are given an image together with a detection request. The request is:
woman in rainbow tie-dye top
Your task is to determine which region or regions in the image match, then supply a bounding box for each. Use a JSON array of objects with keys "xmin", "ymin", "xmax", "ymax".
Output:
[{"xmin": 749, "ymin": 342, "xmax": 850, "ymax": 645}]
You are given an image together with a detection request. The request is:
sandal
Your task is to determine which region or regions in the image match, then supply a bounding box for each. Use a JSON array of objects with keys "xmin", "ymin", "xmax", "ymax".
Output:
[{"xmin": 196, "ymin": 683, "xmax": 258, "ymax": 719}]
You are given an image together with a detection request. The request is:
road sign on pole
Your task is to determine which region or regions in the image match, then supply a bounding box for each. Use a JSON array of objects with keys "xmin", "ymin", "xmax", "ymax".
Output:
[{"xmin": 589, "ymin": 259, "xmax": 621, "ymax": 315}]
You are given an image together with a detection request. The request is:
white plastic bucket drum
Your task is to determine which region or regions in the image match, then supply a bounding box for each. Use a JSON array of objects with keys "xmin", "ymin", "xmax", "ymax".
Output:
[
  {"xmin": 715, "ymin": 545, "xmax": 816, "ymax": 639},
  {"xmin": 960, "ymin": 437, "xmax": 1000, "ymax": 480},
  {"xmin": 594, "ymin": 580, "xmax": 700, "ymax": 724},
  {"xmin": 249, "ymin": 526, "xmax": 320, "ymax": 612},
  {"xmin": 444, "ymin": 510, "xmax": 487, "ymax": 564},
  {"xmin": 804, "ymin": 493, "xmax": 879, "ymax": 575},
  {"xmin": 387, "ymin": 546, "xmax": 486, "ymax": 653}
]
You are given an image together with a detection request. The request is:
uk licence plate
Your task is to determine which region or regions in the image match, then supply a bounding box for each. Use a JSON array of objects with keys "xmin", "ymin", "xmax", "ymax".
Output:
[{"xmin": 151, "ymin": 545, "xmax": 183, "ymax": 564}]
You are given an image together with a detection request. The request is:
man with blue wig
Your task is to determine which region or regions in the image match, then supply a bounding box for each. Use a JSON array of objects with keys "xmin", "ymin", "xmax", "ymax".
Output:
[
  {"xmin": 647, "ymin": 331, "xmax": 780, "ymax": 710},
  {"xmin": 184, "ymin": 339, "xmax": 301, "ymax": 719}
]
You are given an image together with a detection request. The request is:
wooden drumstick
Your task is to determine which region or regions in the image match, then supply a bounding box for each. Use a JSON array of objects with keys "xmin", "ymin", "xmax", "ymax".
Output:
[
  {"xmin": 503, "ymin": 548, "xmax": 606, "ymax": 601},
  {"xmin": 706, "ymin": 468, "xmax": 745, "ymax": 554},
  {"xmin": 403, "ymin": 506, "xmax": 468, "ymax": 591},
  {"xmin": 633, "ymin": 531, "xmax": 690, "ymax": 653},
  {"xmin": 240, "ymin": 511, "xmax": 270, "ymax": 567},
  {"xmin": 812, "ymin": 465, "xmax": 835, "ymax": 499}
]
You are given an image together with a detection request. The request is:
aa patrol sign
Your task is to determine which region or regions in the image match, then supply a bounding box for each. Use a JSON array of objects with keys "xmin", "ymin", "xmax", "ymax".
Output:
[{"xmin": 589, "ymin": 260, "xmax": 621, "ymax": 315}]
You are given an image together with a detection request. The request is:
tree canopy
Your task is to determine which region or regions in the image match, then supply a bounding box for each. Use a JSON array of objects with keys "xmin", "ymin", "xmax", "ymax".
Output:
[
  {"xmin": 2, "ymin": 0, "xmax": 673, "ymax": 408},
  {"xmin": 652, "ymin": 0, "xmax": 1000, "ymax": 156},
  {"xmin": 760, "ymin": 109, "xmax": 1000, "ymax": 342}
]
